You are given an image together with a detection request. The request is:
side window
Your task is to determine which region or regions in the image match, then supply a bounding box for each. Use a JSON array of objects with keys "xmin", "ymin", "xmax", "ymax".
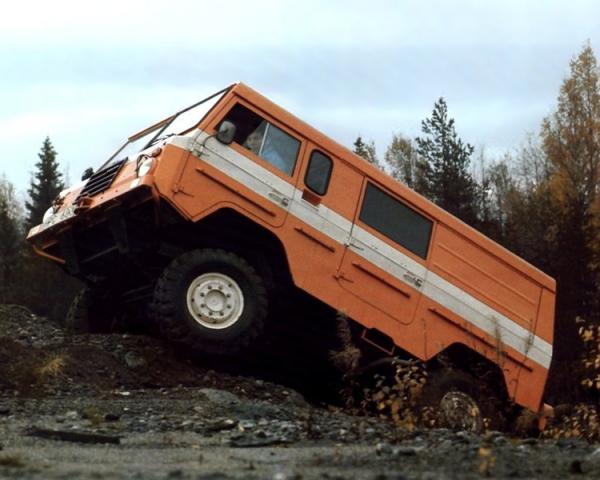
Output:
[
  {"xmin": 359, "ymin": 183, "xmax": 433, "ymax": 259},
  {"xmin": 221, "ymin": 103, "xmax": 300, "ymax": 176},
  {"xmin": 305, "ymin": 150, "xmax": 333, "ymax": 195}
]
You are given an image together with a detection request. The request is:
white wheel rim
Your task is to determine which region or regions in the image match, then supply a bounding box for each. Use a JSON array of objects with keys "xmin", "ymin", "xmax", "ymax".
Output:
[{"xmin": 186, "ymin": 272, "xmax": 244, "ymax": 329}]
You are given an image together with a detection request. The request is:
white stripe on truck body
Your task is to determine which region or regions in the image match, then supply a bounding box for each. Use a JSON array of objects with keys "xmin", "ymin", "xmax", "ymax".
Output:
[{"xmin": 173, "ymin": 133, "xmax": 553, "ymax": 369}]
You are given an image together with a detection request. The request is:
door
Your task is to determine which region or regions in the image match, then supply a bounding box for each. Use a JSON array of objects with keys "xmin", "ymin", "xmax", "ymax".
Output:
[
  {"xmin": 337, "ymin": 181, "xmax": 432, "ymax": 325},
  {"xmin": 185, "ymin": 100, "xmax": 304, "ymax": 227}
]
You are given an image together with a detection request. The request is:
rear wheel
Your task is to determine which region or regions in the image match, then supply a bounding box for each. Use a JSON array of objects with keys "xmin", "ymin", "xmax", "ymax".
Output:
[
  {"xmin": 420, "ymin": 369, "xmax": 505, "ymax": 433},
  {"xmin": 150, "ymin": 248, "xmax": 268, "ymax": 356}
]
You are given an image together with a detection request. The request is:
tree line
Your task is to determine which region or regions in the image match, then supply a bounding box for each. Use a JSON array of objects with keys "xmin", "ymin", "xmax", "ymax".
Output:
[{"xmin": 0, "ymin": 43, "xmax": 599, "ymax": 403}]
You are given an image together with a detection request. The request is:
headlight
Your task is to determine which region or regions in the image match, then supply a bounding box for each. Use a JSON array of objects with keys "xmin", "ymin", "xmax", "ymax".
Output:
[
  {"xmin": 42, "ymin": 206, "xmax": 54, "ymax": 224},
  {"xmin": 138, "ymin": 158, "xmax": 154, "ymax": 177}
]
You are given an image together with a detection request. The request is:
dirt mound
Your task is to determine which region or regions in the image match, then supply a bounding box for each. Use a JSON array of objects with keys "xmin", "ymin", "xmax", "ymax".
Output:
[
  {"xmin": 0, "ymin": 337, "xmax": 39, "ymax": 392},
  {"xmin": 0, "ymin": 335, "xmax": 196, "ymax": 395},
  {"xmin": 0, "ymin": 304, "xmax": 64, "ymax": 347},
  {"xmin": 0, "ymin": 304, "xmax": 299, "ymax": 403}
]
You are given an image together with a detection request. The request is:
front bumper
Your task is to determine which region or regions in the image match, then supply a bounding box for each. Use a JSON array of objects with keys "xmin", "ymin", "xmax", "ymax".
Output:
[{"xmin": 28, "ymin": 185, "xmax": 157, "ymax": 277}]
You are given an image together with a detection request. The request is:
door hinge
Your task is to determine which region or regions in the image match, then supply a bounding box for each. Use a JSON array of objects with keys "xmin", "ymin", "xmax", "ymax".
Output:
[{"xmin": 345, "ymin": 239, "xmax": 364, "ymax": 251}]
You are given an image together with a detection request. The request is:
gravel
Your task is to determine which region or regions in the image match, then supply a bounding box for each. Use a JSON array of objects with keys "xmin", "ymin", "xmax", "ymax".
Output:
[{"xmin": 1, "ymin": 304, "xmax": 599, "ymax": 479}]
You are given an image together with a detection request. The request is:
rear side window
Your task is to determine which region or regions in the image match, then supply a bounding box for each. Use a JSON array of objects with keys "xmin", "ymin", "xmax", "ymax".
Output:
[
  {"xmin": 221, "ymin": 103, "xmax": 300, "ymax": 176},
  {"xmin": 305, "ymin": 150, "xmax": 333, "ymax": 195},
  {"xmin": 359, "ymin": 183, "xmax": 433, "ymax": 259}
]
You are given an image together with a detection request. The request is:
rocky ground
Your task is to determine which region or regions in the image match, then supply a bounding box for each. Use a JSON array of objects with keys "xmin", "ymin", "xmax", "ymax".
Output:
[{"xmin": 1, "ymin": 304, "xmax": 600, "ymax": 479}]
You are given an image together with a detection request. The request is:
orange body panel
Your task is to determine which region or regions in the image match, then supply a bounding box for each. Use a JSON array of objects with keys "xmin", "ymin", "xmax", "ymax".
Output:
[
  {"xmin": 430, "ymin": 225, "xmax": 542, "ymax": 333},
  {"xmin": 27, "ymin": 83, "xmax": 556, "ymax": 413}
]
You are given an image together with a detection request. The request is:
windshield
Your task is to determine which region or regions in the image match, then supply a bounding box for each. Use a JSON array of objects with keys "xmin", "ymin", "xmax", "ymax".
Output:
[{"xmin": 103, "ymin": 86, "xmax": 231, "ymax": 167}]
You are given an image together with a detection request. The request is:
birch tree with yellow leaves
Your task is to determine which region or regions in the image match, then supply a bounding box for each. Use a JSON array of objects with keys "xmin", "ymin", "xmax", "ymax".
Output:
[
  {"xmin": 540, "ymin": 43, "xmax": 600, "ymax": 394},
  {"xmin": 543, "ymin": 45, "xmax": 600, "ymax": 312}
]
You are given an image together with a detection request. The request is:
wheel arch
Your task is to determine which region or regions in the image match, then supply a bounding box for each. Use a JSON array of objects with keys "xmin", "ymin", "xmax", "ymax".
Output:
[
  {"xmin": 430, "ymin": 342, "xmax": 510, "ymax": 403},
  {"xmin": 162, "ymin": 207, "xmax": 294, "ymax": 292}
]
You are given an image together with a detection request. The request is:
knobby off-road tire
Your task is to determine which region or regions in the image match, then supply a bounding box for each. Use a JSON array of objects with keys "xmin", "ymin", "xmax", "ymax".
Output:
[
  {"xmin": 65, "ymin": 287, "xmax": 114, "ymax": 333},
  {"xmin": 420, "ymin": 369, "xmax": 506, "ymax": 433},
  {"xmin": 151, "ymin": 249, "xmax": 268, "ymax": 356}
]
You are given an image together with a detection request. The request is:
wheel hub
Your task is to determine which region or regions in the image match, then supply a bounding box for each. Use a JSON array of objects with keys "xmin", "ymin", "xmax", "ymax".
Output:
[
  {"xmin": 439, "ymin": 391, "xmax": 483, "ymax": 432},
  {"xmin": 186, "ymin": 273, "xmax": 244, "ymax": 329}
]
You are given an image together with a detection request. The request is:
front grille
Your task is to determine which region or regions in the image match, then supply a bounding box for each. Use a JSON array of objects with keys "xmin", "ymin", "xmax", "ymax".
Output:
[{"xmin": 76, "ymin": 159, "xmax": 127, "ymax": 201}]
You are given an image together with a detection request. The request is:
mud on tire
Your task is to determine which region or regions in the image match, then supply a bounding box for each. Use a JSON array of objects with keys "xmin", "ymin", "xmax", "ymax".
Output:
[{"xmin": 150, "ymin": 248, "xmax": 268, "ymax": 356}]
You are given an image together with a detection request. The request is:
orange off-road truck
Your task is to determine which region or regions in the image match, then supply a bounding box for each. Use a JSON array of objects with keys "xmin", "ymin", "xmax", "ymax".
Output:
[{"xmin": 28, "ymin": 83, "xmax": 555, "ymax": 427}]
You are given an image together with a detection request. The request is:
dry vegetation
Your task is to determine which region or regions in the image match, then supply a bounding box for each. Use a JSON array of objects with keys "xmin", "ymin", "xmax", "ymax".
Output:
[
  {"xmin": 35, "ymin": 353, "xmax": 68, "ymax": 379},
  {"xmin": 332, "ymin": 314, "xmax": 432, "ymax": 430},
  {"xmin": 540, "ymin": 317, "xmax": 600, "ymax": 441},
  {"xmin": 363, "ymin": 360, "xmax": 429, "ymax": 430}
]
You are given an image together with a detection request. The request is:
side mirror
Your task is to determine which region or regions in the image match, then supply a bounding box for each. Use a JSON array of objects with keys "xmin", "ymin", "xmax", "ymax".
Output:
[
  {"xmin": 81, "ymin": 167, "xmax": 94, "ymax": 180},
  {"xmin": 216, "ymin": 120, "xmax": 236, "ymax": 145}
]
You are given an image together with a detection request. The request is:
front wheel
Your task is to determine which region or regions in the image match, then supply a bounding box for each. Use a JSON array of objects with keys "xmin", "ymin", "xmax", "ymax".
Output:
[{"xmin": 150, "ymin": 249, "xmax": 268, "ymax": 356}]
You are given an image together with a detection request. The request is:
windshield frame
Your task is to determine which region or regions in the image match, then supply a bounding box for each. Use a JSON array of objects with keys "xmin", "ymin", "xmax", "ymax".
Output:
[{"xmin": 99, "ymin": 85, "xmax": 233, "ymax": 170}]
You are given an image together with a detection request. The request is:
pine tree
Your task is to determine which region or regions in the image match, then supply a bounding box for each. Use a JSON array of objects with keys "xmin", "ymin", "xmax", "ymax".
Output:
[
  {"xmin": 0, "ymin": 176, "xmax": 23, "ymax": 302},
  {"xmin": 26, "ymin": 137, "xmax": 64, "ymax": 228},
  {"xmin": 415, "ymin": 98, "xmax": 478, "ymax": 225},
  {"xmin": 353, "ymin": 136, "xmax": 381, "ymax": 168}
]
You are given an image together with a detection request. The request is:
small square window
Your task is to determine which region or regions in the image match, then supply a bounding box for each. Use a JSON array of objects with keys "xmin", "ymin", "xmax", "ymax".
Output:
[{"xmin": 305, "ymin": 151, "xmax": 333, "ymax": 195}]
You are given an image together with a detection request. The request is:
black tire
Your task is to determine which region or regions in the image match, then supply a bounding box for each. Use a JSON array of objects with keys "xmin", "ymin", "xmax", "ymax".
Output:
[
  {"xmin": 65, "ymin": 287, "xmax": 114, "ymax": 333},
  {"xmin": 420, "ymin": 369, "xmax": 505, "ymax": 433},
  {"xmin": 150, "ymin": 248, "xmax": 268, "ymax": 356}
]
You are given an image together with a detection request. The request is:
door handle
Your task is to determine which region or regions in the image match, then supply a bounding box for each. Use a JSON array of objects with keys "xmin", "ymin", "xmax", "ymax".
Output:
[
  {"xmin": 268, "ymin": 191, "xmax": 290, "ymax": 207},
  {"xmin": 403, "ymin": 272, "xmax": 423, "ymax": 288}
]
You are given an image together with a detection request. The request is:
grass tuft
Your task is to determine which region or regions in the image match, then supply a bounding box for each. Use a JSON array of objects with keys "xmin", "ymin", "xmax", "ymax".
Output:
[{"xmin": 36, "ymin": 353, "xmax": 68, "ymax": 379}]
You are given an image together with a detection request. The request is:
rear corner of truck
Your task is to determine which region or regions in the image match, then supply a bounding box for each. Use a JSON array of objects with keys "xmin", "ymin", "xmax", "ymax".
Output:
[
  {"xmin": 510, "ymin": 275, "xmax": 556, "ymax": 426},
  {"xmin": 535, "ymin": 281, "xmax": 557, "ymax": 427}
]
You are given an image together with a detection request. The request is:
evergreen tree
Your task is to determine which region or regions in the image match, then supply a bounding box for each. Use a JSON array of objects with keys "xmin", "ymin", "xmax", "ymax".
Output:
[
  {"xmin": 353, "ymin": 136, "xmax": 381, "ymax": 169},
  {"xmin": 415, "ymin": 98, "xmax": 478, "ymax": 225},
  {"xmin": 26, "ymin": 137, "xmax": 64, "ymax": 228},
  {"xmin": 0, "ymin": 176, "xmax": 23, "ymax": 302}
]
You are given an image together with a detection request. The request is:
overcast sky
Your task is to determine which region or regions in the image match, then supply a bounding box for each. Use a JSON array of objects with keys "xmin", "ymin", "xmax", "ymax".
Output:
[{"xmin": 1, "ymin": 0, "xmax": 599, "ymax": 194}]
